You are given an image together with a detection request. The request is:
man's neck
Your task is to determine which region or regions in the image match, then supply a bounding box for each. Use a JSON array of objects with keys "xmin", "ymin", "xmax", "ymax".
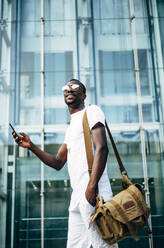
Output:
[{"xmin": 68, "ymin": 103, "xmax": 85, "ymax": 115}]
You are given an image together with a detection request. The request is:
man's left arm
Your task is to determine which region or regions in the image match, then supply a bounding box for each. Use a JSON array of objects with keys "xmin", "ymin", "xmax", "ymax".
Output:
[{"xmin": 85, "ymin": 122, "xmax": 108, "ymax": 206}]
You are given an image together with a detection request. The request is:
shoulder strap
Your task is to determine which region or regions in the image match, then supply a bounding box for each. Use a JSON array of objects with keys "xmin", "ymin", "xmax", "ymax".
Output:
[
  {"xmin": 83, "ymin": 110, "xmax": 127, "ymax": 176},
  {"xmin": 83, "ymin": 110, "xmax": 93, "ymax": 176},
  {"xmin": 104, "ymin": 120, "xmax": 127, "ymax": 175}
]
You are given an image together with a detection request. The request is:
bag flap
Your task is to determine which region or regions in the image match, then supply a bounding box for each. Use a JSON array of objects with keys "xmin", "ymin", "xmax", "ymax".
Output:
[
  {"xmin": 104, "ymin": 185, "xmax": 149, "ymax": 224},
  {"xmin": 89, "ymin": 197, "xmax": 110, "ymax": 226}
]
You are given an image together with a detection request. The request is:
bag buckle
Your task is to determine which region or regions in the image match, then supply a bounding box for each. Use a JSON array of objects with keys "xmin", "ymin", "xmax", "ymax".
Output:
[{"xmin": 121, "ymin": 170, "xmax": 127, "ymax": 175}]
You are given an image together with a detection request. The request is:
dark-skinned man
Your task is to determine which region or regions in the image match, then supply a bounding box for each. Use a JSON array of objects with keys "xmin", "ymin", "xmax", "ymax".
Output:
[{"xmin": 12, "ymin": 79, "xmax": 118, "ymax": 248}]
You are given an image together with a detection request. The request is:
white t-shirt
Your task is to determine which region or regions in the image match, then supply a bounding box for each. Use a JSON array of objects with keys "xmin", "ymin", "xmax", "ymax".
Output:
[{"xmin": 64, "ymin": 105, "xmax": 113, "ymax": 208}]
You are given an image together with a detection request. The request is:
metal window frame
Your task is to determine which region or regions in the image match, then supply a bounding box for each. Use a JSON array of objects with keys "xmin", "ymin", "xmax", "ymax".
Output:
[
  {"xmin": 40, "ymin": 1, "xmax": 45, "ymax": 248},
  {"xmin": 129, "ymin": 0, "xmax": 153, "ymax": 247}
]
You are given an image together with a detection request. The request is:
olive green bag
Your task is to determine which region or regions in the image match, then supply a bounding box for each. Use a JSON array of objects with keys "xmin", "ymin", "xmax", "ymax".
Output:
[{"xmin": 83, "ymin": 110, "xmax": 151, "ymax": 245}]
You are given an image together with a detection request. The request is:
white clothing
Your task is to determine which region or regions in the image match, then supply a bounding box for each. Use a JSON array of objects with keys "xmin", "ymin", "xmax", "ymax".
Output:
[
  {"xmin": 64, "ymin": 105, "xmax": 113, "ymax": 210},
  {"xmin": 66, "ymin": 195, "xmax": 118, "ymax": 248},
  {"xmin": 64, "ymin": 105, "xmax": 116, "ymax": 247}
]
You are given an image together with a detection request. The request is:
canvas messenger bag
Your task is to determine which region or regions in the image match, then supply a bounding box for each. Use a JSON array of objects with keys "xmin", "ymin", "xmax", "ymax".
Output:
[{"xmin": 82, "ymin": 110, "xmax": 151, "ymax": 245}]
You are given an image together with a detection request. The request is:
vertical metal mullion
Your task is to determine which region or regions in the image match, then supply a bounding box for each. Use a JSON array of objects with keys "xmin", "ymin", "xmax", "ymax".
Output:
[
  {"xmin": 10, "ymin": 0, "xmax": 21, "ymax": 246},
  {"xmin": 41, "ymin": 0, "xmax": 45, "ymax": 248},
  {"xmin": 14, "ymin": 0, "xmax": 21, "ymax": 125},
  {"xmin": 75, "ymin": 0, "xmax": 80, "ymax": 79},
  {"xmin": 11, "ymin": 146, "xmax": 16, "ymax": 248},
  {"xmin": 90, "ymin": 0, "xmax": 97, "ymax": 104},
  {"xmin": 129, "ymin": 0, "xmax": 153, "ymax": 247}
]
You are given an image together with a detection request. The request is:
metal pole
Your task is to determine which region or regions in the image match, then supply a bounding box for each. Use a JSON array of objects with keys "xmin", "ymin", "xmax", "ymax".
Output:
[
  {"xmin": 75, "ymin": 0, "xmax": 80, "ymax": 79},
  {"xmin": 129, "ymin": 0, "xmax": 153, "ymax": 247},
  {"xmin": 11, "ymin": 145, "xmax": 16, "ymax": 248},
  {"xmin": 41, "ymin": 0, "xmax": 45, "ymax": 247},
  {"xmin": 90, "ymin": 0, "xmax": 97, "ymax": 105}
]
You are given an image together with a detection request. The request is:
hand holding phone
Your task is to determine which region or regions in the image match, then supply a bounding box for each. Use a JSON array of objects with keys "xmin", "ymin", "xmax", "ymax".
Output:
[
  {"xmin": 9, "ymin": 123, "xmax": 18, "ymax": 136},
  {"xmin": 9, "ymin": 123, "xmax": 32, "ymax": 148}
]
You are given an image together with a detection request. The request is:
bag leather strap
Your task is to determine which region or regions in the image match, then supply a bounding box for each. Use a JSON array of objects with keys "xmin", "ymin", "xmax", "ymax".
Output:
[
  {"xmin": 82, "ymin": 110, "xmax": 127, "ymax": 176},
  {"xmin": 83, "ymin": 110, "xmax": 93, "ymax": 176},
  {"xmin": 105, "ymin": 120, "xmax": 127, "ymax": 175}
]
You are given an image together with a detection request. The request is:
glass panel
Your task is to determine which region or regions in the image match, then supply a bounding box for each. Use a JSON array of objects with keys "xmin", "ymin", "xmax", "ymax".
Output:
[
  {"xmin": 138, "ymin": 49, "xmax": 151, "ymax": 96},
  {"xmin": 99, "ymin": 51, "xmax": 135, "ymax": 95},
  {"xmin": 45, "ymin": 52, "xmax": 73, "ymax": 97},
  {"xmin": 146, "ymin": 127, "xmax": 164, "ymax": 247},
  {"xmin": 157, "ymin": 0, "xmax": 164, "ymax": 63},
  {"xmin": 19, "ymin": 72, "xmax": 41, "ymax": 125},
  {"xmin": 94, "ymin": 0, "xmax": 131, "ymax": 35},
  {"xmin": 107, "ymin": 130, "xmax": 143, "ymax": 178},
  {"xmin": 135, "ymin": 14, "xmax": 159, "ymax": 123},
  {"xmin": 44, "ymin": 3, "xmax": 75, "ymax": 125},
  {"xmin": 44, "ymin": 0, "xmax": 75, "ymax": 21},
  {"xmin": 133, "ymin": 0, "xmax": 148, "ymax": 34},
  {"xmin": 44, "ymin": 43, "xmax": 74, "ymax": 125},
  {"xmin": 44, "ymin": 132, "xmax": 70, "ymax": 247},
  {"xmin": 102, "ymin": 105, "xmax": 138, "ymax": 124},
  {"xmin": 1, "ymin": 0, "xmax": 10, "ymax": 20},
  {"xmin": 19, "ymin": 29, "xmax": 41, "ymax": 124},
  {"xmin": 21, "ymin": 0, "xmax": 41, "ymax": 37},
  {"xmin": 98, "ymin": 50, "xmax": 138, "ymax": 124},
  {"xmin": 21, "ymin": 0, "xmax": 40, "ymax": 21},
  {"xmin": 0, "ymin": 72, "xmax": 10, "ymax": 125},
  {"xmin": 0, "ymin": 138, "xmax": 7, "ymax": 248},
  {"xmin": 0, "ymin": 1, "xmax": 10, "ymax": 247},
  {"xmin": 15, "ymin": 133, "xmax": 41, "ymax": 247}
]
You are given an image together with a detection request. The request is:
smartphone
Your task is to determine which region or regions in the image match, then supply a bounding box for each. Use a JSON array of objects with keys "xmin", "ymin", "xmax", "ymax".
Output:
[{"xmin": 9, "ymin": 123, "xmax": 18, "ymax": 136}]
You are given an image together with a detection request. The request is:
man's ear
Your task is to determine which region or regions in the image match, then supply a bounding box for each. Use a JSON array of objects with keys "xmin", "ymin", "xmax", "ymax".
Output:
[{"xmin": 82, "ymin": 94, "xmax": 86, "ymax": 100}]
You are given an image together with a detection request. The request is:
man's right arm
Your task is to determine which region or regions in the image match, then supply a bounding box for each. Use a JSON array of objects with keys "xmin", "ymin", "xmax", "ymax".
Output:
[{"xmin": 12, "ymin": 132, "xmax": 67, "ymax": 170}]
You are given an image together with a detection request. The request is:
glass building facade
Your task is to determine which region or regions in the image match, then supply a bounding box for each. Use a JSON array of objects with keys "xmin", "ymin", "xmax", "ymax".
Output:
[{"xmin": 0, "ymin": 0, "xmax": 164, "ymax": 247}]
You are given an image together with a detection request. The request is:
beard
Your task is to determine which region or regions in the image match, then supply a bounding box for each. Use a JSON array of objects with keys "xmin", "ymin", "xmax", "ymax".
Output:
[{"xmin": 65, "ymin": 97, "xmax": 82, "ymax": 109}]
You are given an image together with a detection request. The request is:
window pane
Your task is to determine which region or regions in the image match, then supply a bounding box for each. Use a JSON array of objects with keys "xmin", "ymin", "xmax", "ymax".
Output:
[
  {"xmin": 98, "ymin": 0, "xmax": 130, "ymax": 35},
  {"xmin": 99, "ymin": 51, "xmax": 136, "ymax": 96},
  {"xmin": 44, "ymin": 132, "xmax": 70, "ymax": 247},
  {"xmin": 15, "ymin": 134, "xmax": 41, "ymax": 247},
  {"xmin": 103, "ymin": 105, "xmax": 139, "ymax": 124},
  {"xmin": 45, "ymin": 52, "xmax": 73, "ymax": 124}
]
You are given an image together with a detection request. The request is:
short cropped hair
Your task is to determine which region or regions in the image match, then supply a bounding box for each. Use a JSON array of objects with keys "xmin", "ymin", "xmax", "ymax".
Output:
[{"xmin": 69, "ymin": 79, "xmax": 86, "ymax": 94}]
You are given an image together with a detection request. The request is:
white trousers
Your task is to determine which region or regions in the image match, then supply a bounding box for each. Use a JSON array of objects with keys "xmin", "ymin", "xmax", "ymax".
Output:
[{"xmin": 66, "ymin": 196, "xmax": 119, "ymax": 248}]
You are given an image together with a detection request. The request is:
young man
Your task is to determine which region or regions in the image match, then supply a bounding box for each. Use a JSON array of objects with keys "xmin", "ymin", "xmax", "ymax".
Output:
[{"xmin": 12, "ymin": 79, "xmax": 118, "ymax": 248}]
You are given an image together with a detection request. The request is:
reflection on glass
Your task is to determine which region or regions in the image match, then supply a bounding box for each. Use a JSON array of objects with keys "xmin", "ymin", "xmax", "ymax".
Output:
[
  {"xmin": 138, "ymin": 49, "xmax": 151, "ymax": 96},
  {"xmin": 103, "ymin": 105, "xmax": 139, "ymax": 124},
  {"xmin": 99, "ymin": 50, "xmax": 138, "ymax": 124},
  {"xmin": 157, "ymin": 1, "xmax": 164, "ymax": 64},
  {"xmin": 94, "ymin": 0, "xmax": 130, "ymax": 35},
  {"xmin": 44, "ymin": 0, "xmax": 75, "ymax": 21},
  {"xmin": 21, "ymin": 0, "xmax": 40, "ymax": 21},
  {"xmin": 15, "ymin": 133, "xmax": 41, "ymax": 247},
  {"xmin": 20, "ymin": 2, "xmax": 41, "ymax": 124},
  {"xmin": 145, "ymin": 129, "xmax": 164, "ymax": 215},
  {"xmin": 99, "ymin": 51, "xmax": 135, "ymax": 96},
  {"xmin": 107, "ymin": 130, "xmax": 143, "ymax": 178},
  {"xmin": 45, "ymin": 52, "xmax": 73, "ymax": 124},
  {"xmin": 45, "ymin": 52, "xmax": 73, "ymax": 96},
  {"xmin": 107, "ymin": 129, "xmax": 144, "ymax": 212},
  {"xmin": 44, "ymin": 132, "xmax": 69, "ymax": 181},
  {"xmin": 44, "ymin": 132, "xmax": 70, "ymax": 247},
  {"xmin": 0, "ymin": 138, "xmax": 7, "ymax": 248},
  {"xmin": 0, "ymin": 74, "xmax": 9, "ymax": 126},
  {"xmin": 99, "ymin": 48, "xmax": 157, "ymax": 123},
  {"xmin": 19, "ymin": 72, "xmax": 41, "ymax": 125}
]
